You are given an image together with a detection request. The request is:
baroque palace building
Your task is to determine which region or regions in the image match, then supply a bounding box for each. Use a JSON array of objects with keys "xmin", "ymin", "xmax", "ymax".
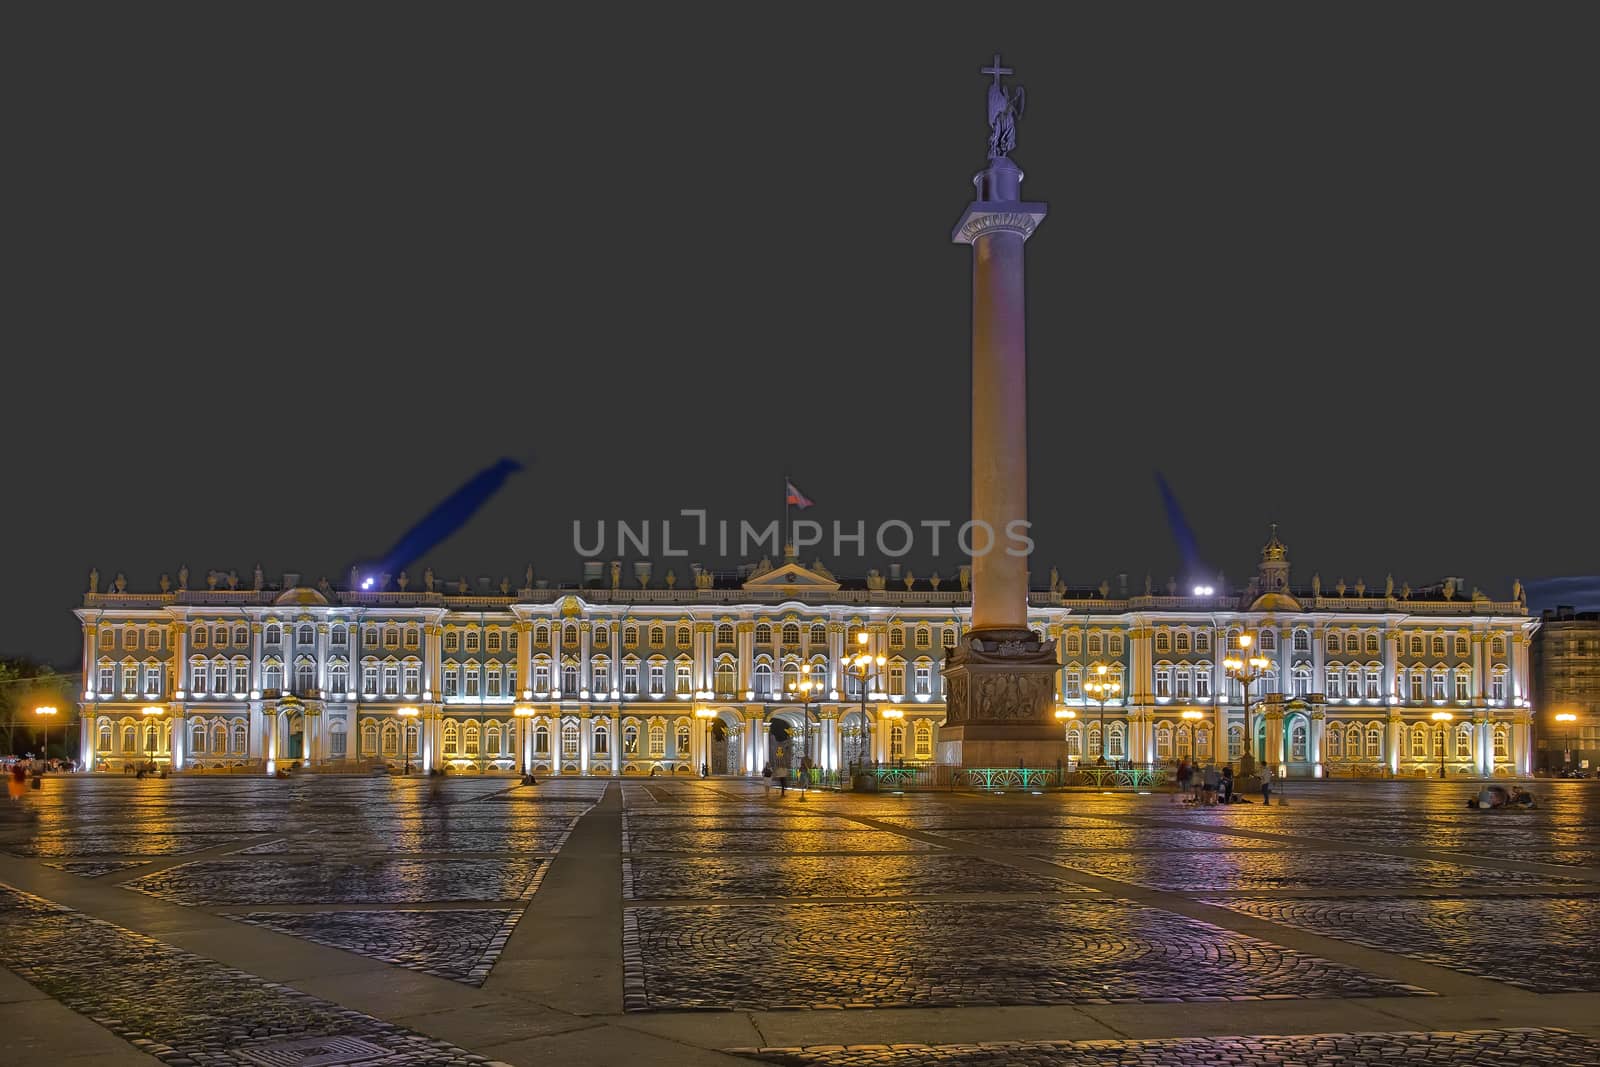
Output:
[{"xmin": 75, "ymin": 531, "xmax": 1537, "ymax": 778}]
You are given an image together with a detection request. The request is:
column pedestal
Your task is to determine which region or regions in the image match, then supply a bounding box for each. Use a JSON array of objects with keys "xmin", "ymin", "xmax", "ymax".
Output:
[{"xmin": 938, "ymin": 631, "xmax": 1066, "ymax": 768}]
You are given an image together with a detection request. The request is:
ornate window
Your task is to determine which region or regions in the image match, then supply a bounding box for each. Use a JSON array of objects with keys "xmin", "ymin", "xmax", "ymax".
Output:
[
  {"xmin": 1155, "ymin": 630, "xmax": 1171, "ymax": 654},
  {"xmin": 715, "ymin": 660, "xmax": 736, "ymax": 694},
  {"xmin": 1326, "ymin": 632, "xmax": 1341, "ymax": 654},
  {"xmin": 464, "ymin": 630, "xmax": 480, "ymax": 653},
  {"xmin": 562, "ymin": 721, "xmax": 580, "ymax": 757},
  {"xmin": 1258, "ymin": 629, "xmax": 1276, "ymax": 651},
  {"xmin": 755, "ymin": 623, "xmax": 772, "ymax": 644},
  {"xmin": 890, "ymin": 724, "xmax": 905, "ymax": 759},
  {"xmin": 1491, "ymin": 634, "xmax": 1507, "ymax": 657},
  {"xmin": 914, "ymin": 722, "xmax": 933, "ymax": 759},
  {"xmin": 649, "ymin": 722, "xmax": 666, "ymax": 757},
  {"xmin": 1366, "ymin": 725, "xmax": 1383, "ymax": 758},
  {"xmin": 717, "ymin": 624, "xmax": 735, "ymax": 645},
  {"xmin": 1155, "ymin": 723, "xmax": 1173, "ymax": 759},
  {"xmin": 445, "ymin": 631, "xmax": 460, "ymax": 653},
  {"xmin": 535, "ymin": 724, "xmax": 550, "ymax": 755},
  {"xmin": 593, "ymin": 722, "xmax": 610, "ymax": 756},
  {"xmin": 1290, "ymin": 721, "xmax": 1308, "ymax": 761},
  {"xmin": 1454, "ymin": 670, "xmax": 1471, "ymax": 702},
  {"xmin": 676, "ymin": 722, "xmax": 690, "ymax": 754},
  {"xmin": 1365, "ymin": 633, "xmax": 1380, "ymax": 655},
  {"xmin": 1491, "ymin": 669, "xmax": 1506, "ymax": 703},
  {"xmin": 1292, "ymin": 629, "xmax": 1309, "ymax": 651},
  {"xmin": 1454, "ymin": 635, "xmax": 1469, "ymax": 657},
  {"xmin": 624, "ymin": 723, "xmax": 640, "ymax": 754},
  {"xmin": 623, "ymin": 659, "xmax": 640, "ymax": 695},
  {"xmin": 1493, "ymin": 723, "xmax": 1509, "ymax": 760},
  {"xmin": 649, "ymin": 625, "xmax": 666, "ymax": 647}
]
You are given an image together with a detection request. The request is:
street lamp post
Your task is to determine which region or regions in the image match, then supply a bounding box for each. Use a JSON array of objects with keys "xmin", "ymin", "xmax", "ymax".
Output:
[
  {"xmin": 34, "ymin": 706, "xmax": 58, "ymax": 768},
  {"xmin": 139, "ymin": 706, "xmax": 162, "ymax": 775},
  {"xmin": 1433, "ymin": 713, "xmax": 1459, "ymax": 780},
  {"xmin": 786, "ymin": 679, "xmax": 816, "ymax": 798},
  {"xmin": 1224, "ymin": 634, "xmax": 1271, "ymax": 776},
  {"xmin": 879, "ymin": 705, "xmax": 904, "ymax": 766},
  {"xmin": 1554, "ymin": 711, "xmax": 1577, "ymax": 771},
  {"xmin": 846, "ymin": 632, "xmax": 887, "ymax": 772},
  {"xmin": 396, "ymin": 707, "xmax": 419, "ymax": 774},
  {"xmin": 1084, "ymin": 664, "xmax": 1122, "ymax": 766},
  {"xmin": 1181, "ymin": 708, "xmax": 1204, "ymax": 764}
]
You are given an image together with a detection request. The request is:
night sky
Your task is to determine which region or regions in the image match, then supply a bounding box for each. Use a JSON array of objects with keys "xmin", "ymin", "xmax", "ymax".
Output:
[{"xmin": 7, "ymin": 7, "xmax": 1597, "ymax": 663}]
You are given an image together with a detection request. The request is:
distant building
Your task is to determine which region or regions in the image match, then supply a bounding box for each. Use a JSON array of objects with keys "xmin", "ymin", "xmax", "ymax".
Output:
[
  {"xmin": 1531, "ymin": 607, "xmax": 1600, "ymax": 772},
  {"xmin": 76, "ymin": 531, "xmax": 1536, "ymax": 779}
]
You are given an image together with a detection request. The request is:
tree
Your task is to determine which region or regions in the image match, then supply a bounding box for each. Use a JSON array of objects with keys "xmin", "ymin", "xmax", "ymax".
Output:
[{"xmin": 0, "ymin": 659, "xmax": 79, "ymax": 758}]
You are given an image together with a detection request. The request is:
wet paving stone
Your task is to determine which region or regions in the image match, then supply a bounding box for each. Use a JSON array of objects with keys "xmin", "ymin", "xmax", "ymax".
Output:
[
  {"xmin": 40, "ymin": 859, "xmax": 149, "ymax": 877},
  {"xmin": 125, "ymin": 856, "xmax": 547, "ymax": 905},
  {"xmin": 922, "ymin": 826, "xmax": 1283, "ymax": 851},
  {"xmin": 1207, "ymin": 895, "xmax": 1600, "ymax": 992},
  {"xmin": 238, "ymin": 828, "xmax": 573, "ymax": 854},
  {"xmin": 4, "ymin": 831, "xmax": 259, "ymax": 858},
  {"xmin": 228, "ymin": 909, "xmax": 520, "ymax": 985},
  {"xmin": 623, "ymin": 828, "xmax": 939, "ymax": 853},
  {"xmin": 0, "ymin": 886, "xmax": 511, "ymax": 1065},
  {"xmin": 623, "ymin": 852, "xmax": 1086, "ymax": 900},
  {"xmin": 729, "ymin": 1027, "xmax": 1600, "ymax": 1066},
  {"xmin": 1045, "ymin": 848, "xmax": 1583, "ymax": 892},
  {"xmin": 624, "ymin": 898, "xmax": 1423, "ymax": 1010}
]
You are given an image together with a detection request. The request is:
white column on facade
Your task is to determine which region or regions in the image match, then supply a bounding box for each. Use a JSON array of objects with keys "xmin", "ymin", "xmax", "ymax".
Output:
[
  {"xmin": 250, "ymin": 622, "xmax": 263, "ymax": 693},
  {"xmin": 174, "ymin": 623, "xmax": 190, "ymax": 695},
  {"xmin": 612, "ymin": 715, "xmax": 622, "ymax": 777},
  {"xmin": 1310, "ymin": 711, "xmax": 1324, "ymax": 777},
  {"xmin": 1386, "ymin": 713, "xmax": 1402, "ymax": 775},
  {"xmin": 171, "ymin": 710, "xmax": 186, "ymax": 770},
  {"xmin": 82, "ymin": 623, "xmax": 96, "ymax": 695},
  {"xmin": 827, "ymin": 623, "xmax": 844, "ymax": 692},
  {"xmin": 1384, "ymin": 629, "xmax": 1399, "ymax": 701},
  {"xmin": 579, "ymin": 623, "xmax": 593, "ymax": 694},
  {"xmin": 579, "ymin": 713, "xmax": 591, "ymax": 775},
  {"xmin": 81, "ymin": 716, "xmax": 95, "ymax": 769},
  {"xmin": 264, "ymin": 708, "xmax": 278, "ymax": 774}
]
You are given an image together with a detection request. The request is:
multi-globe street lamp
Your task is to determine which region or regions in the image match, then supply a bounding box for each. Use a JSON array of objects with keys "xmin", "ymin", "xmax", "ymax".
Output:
[
  {"xmin": 396, "ymin": 706, "xmax": 419, "ymax": 774},
  {"xmin": 1084, "ymin": 664, "xmax": 1122, "ymax": 766},
  {"xmin": 34, "ymin": 706, "xmax": 57, "ymax": 766},
  {"xmin": 1224, "ymin": 634, "xmax": 1271, "ymax": 775},
  {"xmin": 785, "ymin": 678, "xmax": 817, "ymax": 798},
  {"xmin": 1431, "ymin": 709, "xmax": 1454, "ymax": 779},
  {"xmin": 1555, "ymin": 711, "xmax": 1578, "ymax": 770},
  {"xmin": 846, "ymin": 632, "xmax": 887, "ymax": 771}
]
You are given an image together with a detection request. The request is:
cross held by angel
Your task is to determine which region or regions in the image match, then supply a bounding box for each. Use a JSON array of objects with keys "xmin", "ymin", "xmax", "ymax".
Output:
[{"xmin": 983, "ymin": 53, "xmax": 1025, "ymax": 160}]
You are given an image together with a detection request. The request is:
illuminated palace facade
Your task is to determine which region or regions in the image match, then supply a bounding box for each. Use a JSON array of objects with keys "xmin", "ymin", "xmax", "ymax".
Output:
[{"xmin": 76, "ymin": 533, "xmax": 1537, "ymax": 778}]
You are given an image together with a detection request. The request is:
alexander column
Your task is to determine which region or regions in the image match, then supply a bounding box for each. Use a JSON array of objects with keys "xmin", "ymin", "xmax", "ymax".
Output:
[{"xmin": 940, "ymin": 55, "xmax": 1065, "ymax": 770}]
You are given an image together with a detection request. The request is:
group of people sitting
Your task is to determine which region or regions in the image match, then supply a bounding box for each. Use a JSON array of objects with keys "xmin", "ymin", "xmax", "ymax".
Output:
[
  {"xmin": 1467, "ymin": 784, "xmax": 1536, "ymax": 809},
  {"xmin": 1175, "ymin": 760, "xmax": 1271, "ymax": 805}
]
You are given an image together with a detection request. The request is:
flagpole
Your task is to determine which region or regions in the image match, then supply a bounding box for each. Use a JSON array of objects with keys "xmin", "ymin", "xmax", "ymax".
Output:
[{"xmin": 783, "ymin": 473, "xmax": 790, "ymax": 559}]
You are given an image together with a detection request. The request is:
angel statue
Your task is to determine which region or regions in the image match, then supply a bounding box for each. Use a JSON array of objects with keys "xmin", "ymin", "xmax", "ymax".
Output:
[{"xmin": 984, "ymin": 55, "xmax": 1025, "ymax": 160}]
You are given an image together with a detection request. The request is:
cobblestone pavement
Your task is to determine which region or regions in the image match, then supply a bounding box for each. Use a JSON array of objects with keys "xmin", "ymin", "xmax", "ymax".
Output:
[
  {"xmin": 1208, "ymin": 895, "xmax": 1600, "ymax": 991},
  {"xmin": 625, "ymin": 898, "xmax": 1424, "ymax": 1010},
  {"xmin": 3, "ymin": 830, "xmax": 261, "ymax": 857},
  {"xmin": 623, "ymin": 852, "xmax": 1088, "ymax": 900},
  {"xmin": 0, "ymin": 885, "xmax": 509, "ymax": 1065},
  {"xmin": 921, "ymin": 826, "xmax": 1283, "ymax": 851},
  {"xmin": 228, "ymin": 909, "xmax": 521, "ymax": 984},
  {"xmin": 39, "ymin": 859, "xmax": 149, "ymax": 877},
  {"xmin": 1044, "ymin": 848, "xmax": 1583, "ymax": 892},
  {"xmin": 126, "ymin": 856, "xmax": 549, "ymax": 905},
  {"xmin": 730, "ymin": 1028, "xmax": 1600, "ymax": 1066},
  {"xmin": 623, "ymin": 827, "xmax": 941, "ymax": 853},
  {"xmin": 238, "ymin": 827, "xmax": 574, "ymax": 854}
]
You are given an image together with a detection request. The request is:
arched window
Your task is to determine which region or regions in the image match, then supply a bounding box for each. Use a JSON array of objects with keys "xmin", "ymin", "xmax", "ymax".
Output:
[
  {"xmin": 1327, "ymin": 728, "xmax": 1344, "ymax": 758},
  {"xmin": 262, "ymin": 659, "xmax": 283, "ymax": 691},
  {"xmin": 753, "ymin": 662, "xmax": 773, "ymax": 696},
  {"xmin": 1491, "ymin": 634, "xmax": 1507, "ymax": 657},
  {"xmin": 1155, "ymin": 630, "xmax": 1171, "ymax": 653},
  {"xmin": 122, "ymin": 725, "xmax": 136, "ymax": 752},
  {"xmin": 1195, "ymin": 726, "xmax": 1211, "ymax": 757},
  {"xmin": 230, "ymin": 721, "xmax": 247, "ymax": 753},
  {"xmin": 1065, "ymin": 724, "xmax": 1083, "ymax": 755},
  {"xmin": 890, "ymin": 724, "xmax": 905, "ymax": 759},
  {"xmin": 624, "ymin": 723, "xmax": 639, "ymax": 754},
  {"xmin": 1227, "ymin": 724, "xmax": 1244, "ymax": 760},
  {"xmin": 1087, "ymin": 633, "xmax": 1103, "ymax": 655},
  {"xmin": 1290, "ymin": 720, "xmax": 1308, "ymax": 761},
  {"xmin": 234, "ymin": 625, "xmax": 249, "ymax": 645},
  {"xmin": 1431, "ymin": 634, "xmax": 1446, "ymax": 656},
  {"xmin": 1155, "ymin": 723, "xmax": 1173, "ymax": 759},
  {"xmin": 715, "ymin": 660, "xmax": 736, "ymax": 694},
  {"xmin": 486, "ymin": 722, "xmax": 503, "ymax": 755},
  {"xmin": 212, "ymin": 721, "xmax": 227, "ymax": 753},
  {"xmin": 649, "ymin": 625, "xmax": 666, "ymax": 646},
  {"xmin": 593, "ymin": 722, "xmax": 610, "ymax": 755},
  {"xmin": 810, "ymin": 624, "xmax": 827, "ymax": 645},
  {"xmin": 1410, "ymin": 725, "xmax": 1428, "ymax": 758},
  {"xmin": 1258, "ymin": 629, "xmax": 1276, "ymax": 651},
  {"xmin": 464, "ymin": 724, "xmax": 480, "ymax": 756},
  {"xmin": 1493, "ymin": 723, "xmax": 1508, "ymax": 760},
  {"xmin": 716, "ymin": 624, "xmax": 734, "ymax": 645},
  {"xmin": 1107, "ymin": 722, "xmax": 1126, "ymax": 759},
  {"xmin": 562, "ymin": 661, "xmax": 580, "ymax": 694},
  {"xmin": 296, "ymin": 660, "xmax": 316, "ymax": 694},
  {"xmin": 191, "ymin": 721, "xmax": 207, "ymax": 753},
  {"xmin": 1455, "ymin": 722, "xmax": 1473, "ymax": 759},
  {"xmin": 1410, "ymin": 633, "xmax": 1423, "ymax": 656},
  {"xmin": 381, "ymin": 722, "xmax": 399, "ymax": 757},
  {"xmin": 649, "ymin": 722, "xmax": 666, "ymax": 757},
  {"xmin": 297, "ymin": 624, "xmax": 315, "ymax": 645},
  {"xmin": 1175, "ymin": 724, "xmax": 1192, "ymax": 758},
  {"xmin": 562, "ymin": 721, "xmax": 579, "ymax": 757},
  {"xmin": 361, "ymin": 721, "xmax": 378, "ymax": 756},
  {"xmin": 781, "ymin": 623, "xmax": 801, "ymax": 645},
  {"xmin": 535, "ymin": 724, "xmax": 550, "ymax": 754},
  {"xmin": 329, "ymin": 660, "xmax": 348, "ymax": 694},
  {"xmin": 98, "ymin": 722, "xmax": 112, "ymax": 752},
  {"xmin": 192, "ymin": 623, "xmax": 207, "ymax": 647},
  {"xmin": 534, "ymin": 624, "xmax": 550, "ymax": 645},
  {"xmin": 676, "ymin": 722, "xmax": 690, "ymax": 754},
  {"xmin": 1326, "ymin": 632, "xmax": 1341, "ymax": 654},
  {"xmin": 443, "ymin": 720, "xmax": 459, "ymax": 755},
  {"xmin": 1365, "ymin": 725, "xmax": 1383, "ymax": 758},
  {"xmin": 755, "ymin": 623, "xmax": 772, "ymax": 643},
  {"xmin": 1175, "ymin": 630, "xmax": 1191, "ymax": 653}
]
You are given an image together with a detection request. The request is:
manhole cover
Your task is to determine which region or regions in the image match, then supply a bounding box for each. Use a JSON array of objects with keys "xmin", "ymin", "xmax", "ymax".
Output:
[{"xmin": 239, "ymin": 1034, "xmax": 391, "ymax": 1067}]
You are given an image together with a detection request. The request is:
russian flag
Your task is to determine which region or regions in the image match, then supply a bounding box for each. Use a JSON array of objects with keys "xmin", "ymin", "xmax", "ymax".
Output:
[{"xmin": 785, "ymin": 480, "xmax": 814, "ymax": 509}]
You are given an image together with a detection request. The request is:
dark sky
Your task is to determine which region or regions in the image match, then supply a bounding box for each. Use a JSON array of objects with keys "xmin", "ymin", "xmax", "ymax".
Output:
[{"xmin": 7, "ymin": 6, "xmax": 1598, "ymax": 663}]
